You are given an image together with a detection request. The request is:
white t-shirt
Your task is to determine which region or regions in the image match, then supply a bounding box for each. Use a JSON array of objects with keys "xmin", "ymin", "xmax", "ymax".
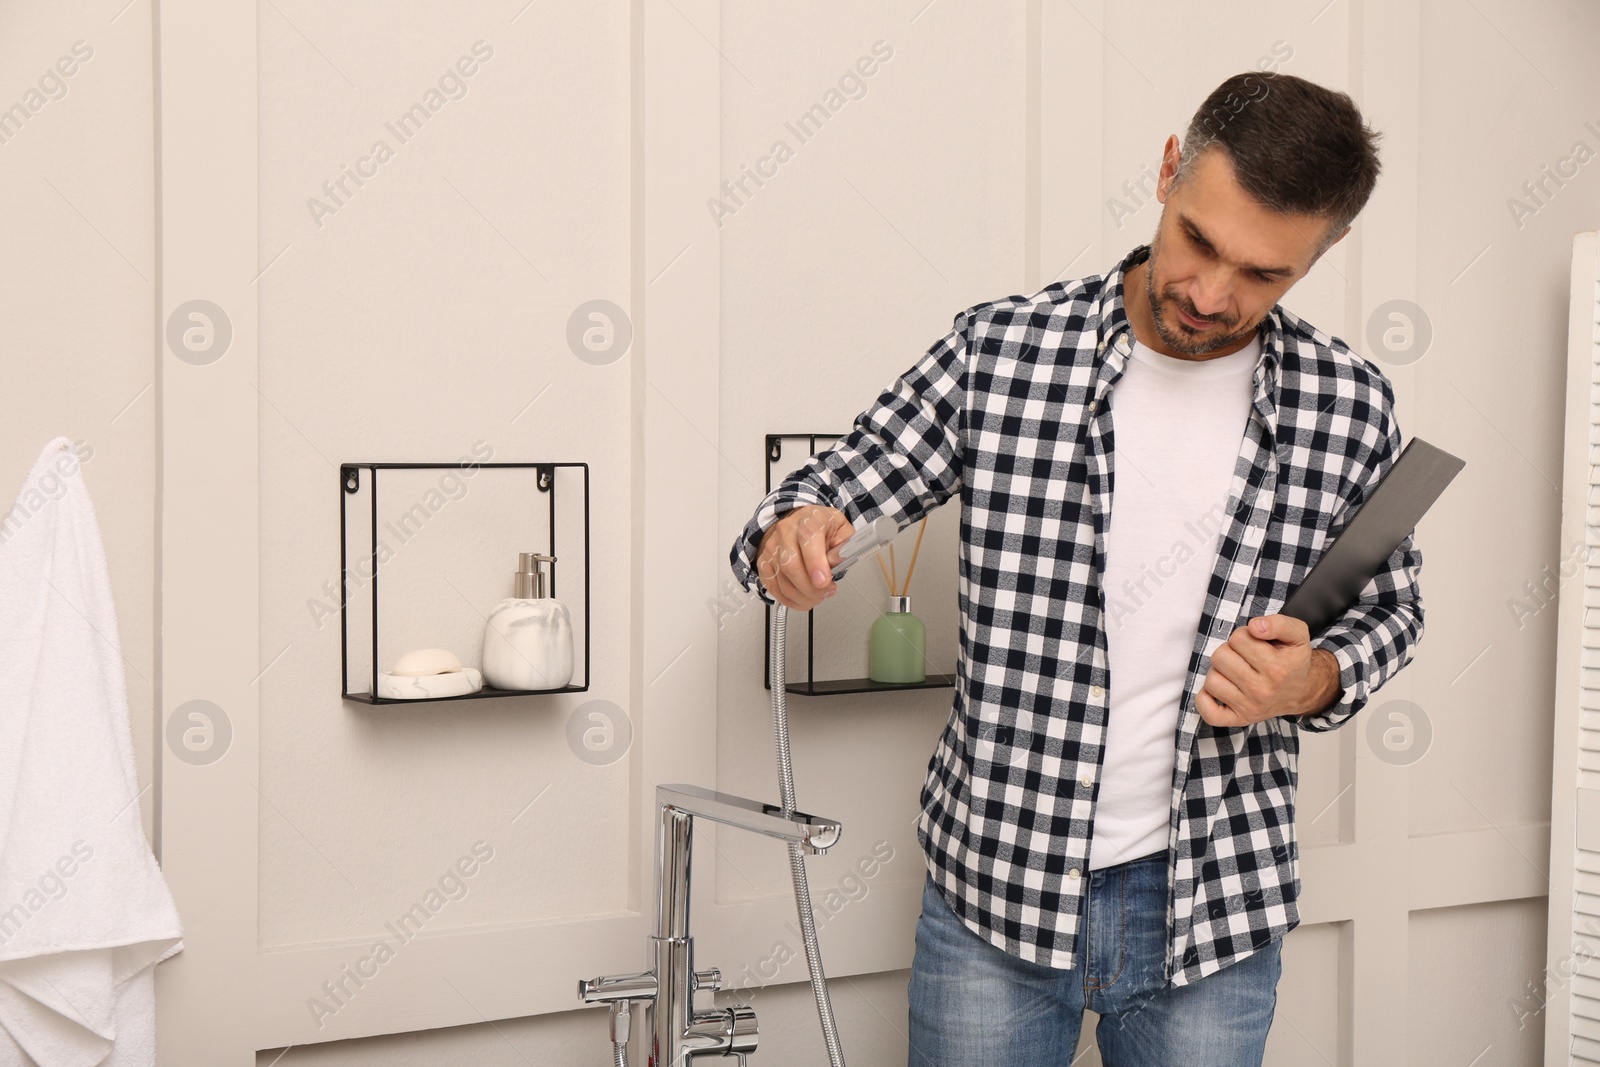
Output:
[{"xmin": 1086, "ymin": 332, "xmax": 1261, "ymax": 871}]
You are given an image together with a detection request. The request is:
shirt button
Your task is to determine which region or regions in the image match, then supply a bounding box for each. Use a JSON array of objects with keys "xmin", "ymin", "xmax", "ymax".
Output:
[
  {"xmin": 1079, "ymin": 775, "xmax": 1093, "ymax": 789},
  {"xmin": 1088, "ymin": 400, "xmax": 1097, "ymax": 412},
  {"xmin": 1090, "ymin": 685, "xmax": 1104, "ymax": 698},
  {"xmin": 1068, "ymin": 868, "xmax": 1081, "ymax": 880}
]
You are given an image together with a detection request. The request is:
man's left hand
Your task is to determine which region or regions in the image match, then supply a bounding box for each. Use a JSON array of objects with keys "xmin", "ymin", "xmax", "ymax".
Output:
[{"xmin": 1196, "ymin": 614, "xmax": 1342, "ymax": 727}]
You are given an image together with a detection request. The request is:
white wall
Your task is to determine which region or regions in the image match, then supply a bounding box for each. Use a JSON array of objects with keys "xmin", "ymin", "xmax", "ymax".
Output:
[
  {"xmin": 4, "ymin": 0, "xmax": 1596, "ymax": 1065},
  {"xmin": 0, "ymin": 0, "xmax": 156, "ymax": 837},
  {"xmin": 254, "ymin": 0, "xmax": 635, "ymax": 954}
]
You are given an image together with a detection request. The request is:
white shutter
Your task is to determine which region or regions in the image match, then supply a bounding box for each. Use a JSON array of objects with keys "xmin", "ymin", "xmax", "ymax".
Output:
[{"xmin": 1552, "ymin": 231, "xmax": 1600, "ymax": 1066}]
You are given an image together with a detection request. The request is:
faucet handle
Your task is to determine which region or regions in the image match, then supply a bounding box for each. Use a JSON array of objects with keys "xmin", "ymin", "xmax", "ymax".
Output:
[
  {"xmin": 693, "ymin": 967, "xmax": 722, "ymax": 993},
  {"xmin": 728, "ymin": 1003, "xmax": 758, "ymax": 1058}
]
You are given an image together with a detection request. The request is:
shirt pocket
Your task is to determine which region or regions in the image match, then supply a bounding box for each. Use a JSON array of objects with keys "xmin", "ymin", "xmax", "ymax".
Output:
[{"xmin": 1278, "ymin": 447, "xmax": 1358, "ymax": 558}]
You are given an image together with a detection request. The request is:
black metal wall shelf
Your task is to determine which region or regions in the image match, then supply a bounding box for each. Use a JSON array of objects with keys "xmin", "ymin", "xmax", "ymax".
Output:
[
  {"xmin": 774, "ymin": 673, "xmax": 960, "ymax": 697},
  {"xmin": 761, "ymin": 432, "xmax": 954, "ymax": 698},
  {"xmin": 339, "ymin": 460, "xmax": 590, "ymax": 705}
]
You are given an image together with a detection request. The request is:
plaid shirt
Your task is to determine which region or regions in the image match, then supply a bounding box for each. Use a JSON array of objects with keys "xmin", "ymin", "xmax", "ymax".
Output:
[{"xmin": 728, "ymin": 244, "xmax": 1424, "ymax": 986}]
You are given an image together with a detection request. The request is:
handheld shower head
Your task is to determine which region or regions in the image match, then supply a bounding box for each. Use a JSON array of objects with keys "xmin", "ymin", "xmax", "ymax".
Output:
[{"xmin": 830, "ymin": 515, "xmax": 898, "ymax": 581}]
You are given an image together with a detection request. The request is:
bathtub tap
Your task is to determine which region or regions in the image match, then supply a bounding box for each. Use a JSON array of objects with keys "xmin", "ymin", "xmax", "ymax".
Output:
[{"xmin": 579, "ymin": 784, "xmax": 842, "ymax": 1066}]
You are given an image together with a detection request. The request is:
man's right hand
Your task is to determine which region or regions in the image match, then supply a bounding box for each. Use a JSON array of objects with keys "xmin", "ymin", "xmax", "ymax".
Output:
[{"xmin": 754, "ymin": 505, "xmax": 856, "ymax": 611}]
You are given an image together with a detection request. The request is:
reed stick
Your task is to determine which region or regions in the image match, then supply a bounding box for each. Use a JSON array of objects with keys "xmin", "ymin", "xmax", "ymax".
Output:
[
  {"xmin": 876, "ymin": 549, "xmax": 894, "ymax": 593},
  {"xmin": 900, "ymin": 517, "xmax": 928, "ymax": 596},
  {"xmin": 889, "ymin": 543, "xmax": 898, "ymax": 597}
]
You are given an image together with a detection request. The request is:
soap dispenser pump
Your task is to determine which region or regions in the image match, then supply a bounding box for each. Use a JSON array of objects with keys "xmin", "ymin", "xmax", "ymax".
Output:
[{"xmin": 482, "ymin": 552, "xmax": 575, "ymax": 691}]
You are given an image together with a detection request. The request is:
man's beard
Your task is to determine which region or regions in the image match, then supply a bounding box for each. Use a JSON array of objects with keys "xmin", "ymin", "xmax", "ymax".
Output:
[{"xmin": 1143, "ymin": 250, "xmax": 1258, "ymax": 356}]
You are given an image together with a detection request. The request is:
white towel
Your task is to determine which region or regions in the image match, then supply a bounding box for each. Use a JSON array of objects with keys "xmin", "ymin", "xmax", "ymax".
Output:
[{"xmin": 0, "ymin": 438, "xmax": 182, "ymax": 1067}]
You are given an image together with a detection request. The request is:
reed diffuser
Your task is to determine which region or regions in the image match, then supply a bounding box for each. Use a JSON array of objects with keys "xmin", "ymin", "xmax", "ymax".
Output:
[{"xmin": 868, "ymin": 517, "xmax": 928, "ymax": 684}]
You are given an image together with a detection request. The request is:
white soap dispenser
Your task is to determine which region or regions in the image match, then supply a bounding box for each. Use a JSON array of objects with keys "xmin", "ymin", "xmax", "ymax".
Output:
[{"xmin": 482, "ymin": 552, "xmax": 575, "ymax": 691}]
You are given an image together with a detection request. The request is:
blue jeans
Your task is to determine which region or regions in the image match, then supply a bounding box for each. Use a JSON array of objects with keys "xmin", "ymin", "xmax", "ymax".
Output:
[{"xmin": 906, "ymin": 853, "xmax": 1281, "ymax": 1066}]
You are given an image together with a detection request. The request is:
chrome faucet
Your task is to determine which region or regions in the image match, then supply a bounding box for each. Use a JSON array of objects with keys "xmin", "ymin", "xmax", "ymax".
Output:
[{"xmin": 579, "ymin": 783, "xmax": 843, "ymax": 1066}]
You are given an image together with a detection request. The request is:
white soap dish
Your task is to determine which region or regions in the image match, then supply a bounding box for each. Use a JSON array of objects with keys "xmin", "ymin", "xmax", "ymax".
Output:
[{"xmin": 376, "ymin": 667, "xmax": 483, "ymax": 700}]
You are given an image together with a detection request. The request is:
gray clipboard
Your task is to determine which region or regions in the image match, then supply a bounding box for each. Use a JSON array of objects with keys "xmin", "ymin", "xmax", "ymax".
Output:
[{"xmin": 1281, "ymin": 437, "xmax": 1465, "ymax": 635}]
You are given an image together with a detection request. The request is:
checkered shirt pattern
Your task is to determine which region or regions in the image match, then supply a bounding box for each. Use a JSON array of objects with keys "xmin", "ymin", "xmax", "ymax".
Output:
[{"xmin": 728, "ymin": 244, "xmax": 1425, "ymax": 986}]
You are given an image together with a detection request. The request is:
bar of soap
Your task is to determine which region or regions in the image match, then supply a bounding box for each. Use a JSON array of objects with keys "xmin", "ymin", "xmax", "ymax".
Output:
[
  {"xmin": 377, "ymin": 667, "xmax": 483, "ymax": 700},
  {"xmin": 392, "ymin": 648, "xmax": 463, "ymax": 676}
]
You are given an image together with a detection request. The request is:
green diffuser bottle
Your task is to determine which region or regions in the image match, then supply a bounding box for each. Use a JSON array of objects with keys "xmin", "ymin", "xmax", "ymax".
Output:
[
  {"xmin": 868, "ymin": 517, "xmax": 928, "ymax": 684},
  {"xmin": 869, "ymin": 595, "xmax": 926, "ymax": 683}
]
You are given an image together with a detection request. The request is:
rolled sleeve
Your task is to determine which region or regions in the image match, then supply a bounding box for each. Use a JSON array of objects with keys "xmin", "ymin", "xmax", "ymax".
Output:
[{"xmin": 728, "ymin": 311, "xmax": 971, "ymax": 603}]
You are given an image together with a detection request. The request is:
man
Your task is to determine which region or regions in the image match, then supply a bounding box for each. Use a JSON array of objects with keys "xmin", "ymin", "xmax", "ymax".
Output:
[{"xmin": 728, "ymin": 72, "xmax": 1422, "ymax": 1066}]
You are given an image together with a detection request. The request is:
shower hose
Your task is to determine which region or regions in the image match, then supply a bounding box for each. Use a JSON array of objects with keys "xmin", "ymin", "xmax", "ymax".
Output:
[
  {"xmin": 764, "ymin": 514, "xmax": 897, "ymax": 1067},
  {"xmin": 770, "ymin": 601, "xmax": 849, "ymax": 1067}
]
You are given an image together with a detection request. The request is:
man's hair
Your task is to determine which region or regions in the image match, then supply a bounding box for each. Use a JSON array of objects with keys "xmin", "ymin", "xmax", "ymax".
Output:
[{"xmin": 1174, "ymin": 72, "xmax": 1382, "ymax": 256}]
